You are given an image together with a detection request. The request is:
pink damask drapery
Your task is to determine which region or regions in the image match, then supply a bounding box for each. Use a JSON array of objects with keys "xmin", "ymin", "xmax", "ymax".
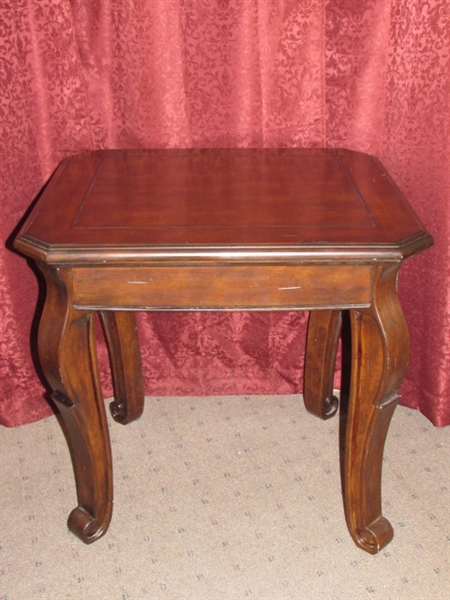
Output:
[{"xmin": 1, "ymin": 1, "xmax": 449, "ymax": 427}]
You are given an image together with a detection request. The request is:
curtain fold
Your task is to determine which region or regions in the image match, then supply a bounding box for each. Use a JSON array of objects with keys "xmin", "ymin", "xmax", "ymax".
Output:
[{"xmin": 1, "ymin": 0, "xmax": 448, "ymax": 427}]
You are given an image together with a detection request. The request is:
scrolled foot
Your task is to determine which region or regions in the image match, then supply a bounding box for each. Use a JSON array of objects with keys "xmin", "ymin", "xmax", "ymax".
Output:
[
  {"xmin": 68, "ymin": 506, "xmax": 110, "ymax": 544},
  {"xmin": 109, "ymin": 399, "xmax": 128, "ymax": 423},
  {"xmin": 322, "ymin": 394, "xmax": 339, "ymax": 419},
  {"xmin": 354, "ymin": 517, "xmax": 394, "ymax": 554}
]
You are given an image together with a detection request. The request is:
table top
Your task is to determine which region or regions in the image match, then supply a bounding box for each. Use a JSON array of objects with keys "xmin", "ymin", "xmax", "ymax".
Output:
[{"xmin": 15, "ymin": 148, "xmax": 432, "ymax": 264}]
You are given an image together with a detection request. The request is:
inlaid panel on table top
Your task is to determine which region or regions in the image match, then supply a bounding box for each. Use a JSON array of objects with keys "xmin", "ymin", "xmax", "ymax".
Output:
[{"xmin": 15, "ymin": 148, "xmax": 432, "ymax": 264}]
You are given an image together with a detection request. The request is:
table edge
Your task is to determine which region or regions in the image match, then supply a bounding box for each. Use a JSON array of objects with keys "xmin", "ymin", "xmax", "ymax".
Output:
[{"xmin": 14, "ymin": 231, "xmax": 433, "ymax": 266}]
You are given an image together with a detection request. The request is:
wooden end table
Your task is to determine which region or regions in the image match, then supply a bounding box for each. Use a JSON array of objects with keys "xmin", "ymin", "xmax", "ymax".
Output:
[{"xmin": 14, "ymin": 148, "xmax": 432, "ymax": 553}]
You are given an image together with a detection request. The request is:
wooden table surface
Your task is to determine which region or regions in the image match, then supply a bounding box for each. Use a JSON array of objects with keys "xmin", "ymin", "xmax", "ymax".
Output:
[{"xmin": 17, "ymin": 148, "xmax": 429, "ymax": 258}]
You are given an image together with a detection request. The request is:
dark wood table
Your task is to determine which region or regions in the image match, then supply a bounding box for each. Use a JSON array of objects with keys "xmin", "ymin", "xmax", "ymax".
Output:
[{"xmin": 14, "ymin": 148, "xmax": 432, "ymax": 554}]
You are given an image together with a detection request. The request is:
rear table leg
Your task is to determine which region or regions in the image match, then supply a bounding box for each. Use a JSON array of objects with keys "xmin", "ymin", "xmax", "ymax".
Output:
[
  {"xmin": 101, "ymin": 311, "xmax": 145, "ymax": 425},
  {"xmin": 304, "ymin": 309, "xmax": 342, "ymax": 419}
]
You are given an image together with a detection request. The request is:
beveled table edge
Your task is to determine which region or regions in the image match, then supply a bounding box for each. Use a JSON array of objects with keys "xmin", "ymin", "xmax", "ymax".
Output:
[{"xmin": 14, "ymin": 232, "xmax": 433, "ymax": 266}]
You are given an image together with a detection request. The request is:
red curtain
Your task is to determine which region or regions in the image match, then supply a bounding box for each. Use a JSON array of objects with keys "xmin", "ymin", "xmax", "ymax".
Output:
[{"xmin": 1, "ymin": 0, "xmax": 449, "ymax": 427}]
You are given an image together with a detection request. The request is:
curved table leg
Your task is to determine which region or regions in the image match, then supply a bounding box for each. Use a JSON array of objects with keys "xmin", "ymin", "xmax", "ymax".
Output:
[
  {"xmin": 304, "ymin": 310, "xmax": 342, "ymax": 419},
  {"xmin": 344, "ymin": 265, "xmax": 409, "ymax": 554},
  {"xmin": 100, "ymin": 311, "xmax": 144, "ymax": 425},
  {"xmin": 37, "ymin": 263, "xmax": 113, "ymax": 544}
]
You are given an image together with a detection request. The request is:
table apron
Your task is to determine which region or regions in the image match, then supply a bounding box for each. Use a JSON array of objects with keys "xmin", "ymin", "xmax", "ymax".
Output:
[{"xmin": 71, "ymin": 264, "xmax": 372, "ymax": 310}]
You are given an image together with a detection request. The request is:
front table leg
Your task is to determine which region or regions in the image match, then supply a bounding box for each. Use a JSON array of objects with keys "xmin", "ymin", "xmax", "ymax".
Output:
[
  {"xmin": 37, "ymin": 263, "xmax": 113, "ymax": 543},
  {"xmin": 344, "ymin": 264, "xmax": 409, "ymax": 554}
]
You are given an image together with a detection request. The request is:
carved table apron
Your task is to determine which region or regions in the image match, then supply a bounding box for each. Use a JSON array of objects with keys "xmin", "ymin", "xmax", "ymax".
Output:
[{"xmin": 14, "ymin": 148, "xmax": 433, "ymax": 554}]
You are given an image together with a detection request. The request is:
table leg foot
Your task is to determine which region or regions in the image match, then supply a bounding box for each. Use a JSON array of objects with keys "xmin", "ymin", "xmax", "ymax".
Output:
[
  {"xmin": 37, "ymin": 264, "xmax": 113, "ymax": 544},
  {"xmin": 101, "ymin": 311, "xmax": 145, "ymax": 425},
  {"xmin": 344, "ymin": 265, "xmax": 409, "ymax": 554},
  {"xmin": 304, "ymin": 310, "xmax": 342, "ymax": 419},
  {"xmin": 67, "ymin": 506, "xmax": 108, "ymax": 544},
  {"xmin": 354, "ymin": 516, "xmax": 394, "ymax": 555}
]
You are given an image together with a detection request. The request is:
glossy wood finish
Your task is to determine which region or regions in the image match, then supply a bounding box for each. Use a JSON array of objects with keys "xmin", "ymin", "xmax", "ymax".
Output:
[{"xmin": 14, "ymin": 148, "xmax": 433, "ymax": 552}]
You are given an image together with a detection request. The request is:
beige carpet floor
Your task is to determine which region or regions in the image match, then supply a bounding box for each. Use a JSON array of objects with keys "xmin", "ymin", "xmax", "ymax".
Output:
[{"xmin": 1, "ymin": 395, "xmax": 449, "ymax": 600}]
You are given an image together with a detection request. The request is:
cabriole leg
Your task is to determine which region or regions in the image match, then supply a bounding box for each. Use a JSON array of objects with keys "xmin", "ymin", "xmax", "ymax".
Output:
[
  {"xmin": 344, "ymin": 265, "xmax": 409, "ymax": 554},
  {"xmin": 100, "ymin": 311, "xmax": 145, "ymax": 424},
  {"xmin": 304, "ymin": 309, "xmax": 342, "ymax": 419},
  {"xmin": 37, "ymin": 263, "xmax": 113, "ymax": 544}
]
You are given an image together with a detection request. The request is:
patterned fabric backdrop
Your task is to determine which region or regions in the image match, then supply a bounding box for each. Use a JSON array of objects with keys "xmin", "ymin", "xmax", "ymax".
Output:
[{"xmin": 1, "ymin": 0, "xmax": 449, "ymax": 427}]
